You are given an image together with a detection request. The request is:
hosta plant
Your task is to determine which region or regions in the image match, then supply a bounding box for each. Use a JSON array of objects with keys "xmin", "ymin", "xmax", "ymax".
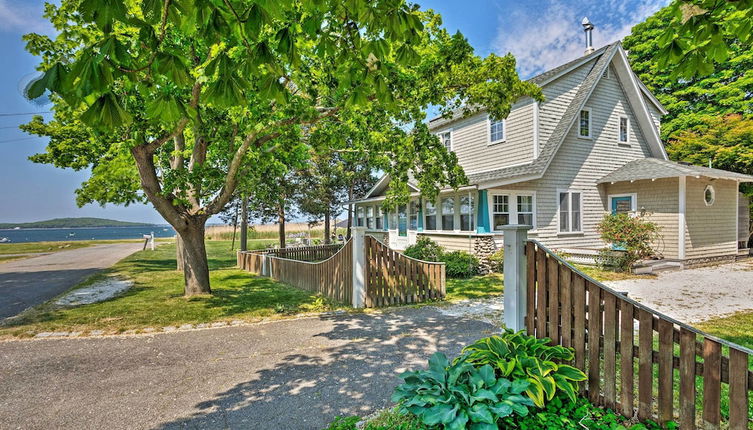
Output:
[
  {"xmin": 462, "ymin": 330, "xmax": 586, "ymax": 408},
  {"xmin": 392, "ymin": 352, "xmax": 533, "ymax": 430}
]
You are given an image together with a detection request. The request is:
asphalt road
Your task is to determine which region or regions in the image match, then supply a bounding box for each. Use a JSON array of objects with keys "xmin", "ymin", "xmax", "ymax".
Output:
[
  {"xmin": 0, "ymin": 243, "xmax": 143, "ymax": 319},
  {"xmin": 0, "ymin": 307, "xmax": 497, "ymax": 430}
]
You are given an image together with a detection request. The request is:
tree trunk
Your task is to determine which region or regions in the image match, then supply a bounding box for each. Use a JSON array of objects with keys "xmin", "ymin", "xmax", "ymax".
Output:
[
  {"xmin": 176, "ymin": 234, "xmax": 185, "ymax": 272},
  {"xmin": 177, "ymin": 221, "xmax": 211, "ymax": 296},
  {"xmin": 324, "ymin": 210, "xmax": 331, "ymax": 244},
  {"xmin": 240, "ymin": 195, "xmax": 248, "ymax": 252},
  {"xmin": 278, "ymin": 203, "xmax": 286, "ymax": 249}
]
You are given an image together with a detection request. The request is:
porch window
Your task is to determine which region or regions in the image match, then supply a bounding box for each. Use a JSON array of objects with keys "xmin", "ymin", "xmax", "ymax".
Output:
[
  {"xmin": 375, "ymin": 206, "xmax": 383, "ymax": 230},
  {"xmin": 366, "ymin": 206, "xmax": 374, "ymax": 229},
  {"xmin": 517, "ymin": 195, "xmax": 534, "ymax": 225},
  {"xmin": 398, "ymin": 205, "xmax": 408, "ymax": 237},
  {"xmin": 356, "ymin": 207, "xmax": 365, "ymax": 227},
  {"xmin": 460, "ymin": 195, "xmax": 473, "ymax": 231},
  {"xmin": 489, "ymin": 116, "xmax": 505, "ymax": 144},
  {"xmin": 437, "ymin": 131, "xmax": 452, "ymax": 152},
  {"xmin": 409, "ymin": 200, "xmax": 419, "ymax": 230},
  {"xmin": 442, "ymin": 197, "xmax": 455, "ymax": 230},
  {"xmin": 492, "ymin": 195, "xmax": 510, "ymax": 230},
  {"xmin": 579, "ymin": 109, "xmax": 591, "ymax": 138},
  {"xmin": 559, "ymin": 191, "xmax": 582, "ymax": 233},
  {"xmin": 619, "ymin": 116, "xmax": 629, "ymax": 143},
  {"xmin": 425, "ymin": 201, "xmax": 437, "ymax": 230}
]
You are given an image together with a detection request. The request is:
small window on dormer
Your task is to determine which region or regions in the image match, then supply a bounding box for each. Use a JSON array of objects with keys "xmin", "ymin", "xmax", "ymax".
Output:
[
  {"xmin": 489, "ymin": 116, "xmax": 505, "ymax": 144},
  {"xmin": 619, "ymin": 116, "xmax": 629, "ymax": 144},
  {"xmin": 579, "ymin": 109, "xmax": 591, "ymax": 138},
  {"xmin": 603, "ymin": 66, "xmax": 610, "ymax": 79},
  {"xmin": 437, "ymin": 131, "xmax": 452, "ymax": 152}
]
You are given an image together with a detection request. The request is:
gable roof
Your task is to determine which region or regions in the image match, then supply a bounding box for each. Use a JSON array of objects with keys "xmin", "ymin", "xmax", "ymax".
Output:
[
  {"xmin": 598, "ymin": 158, "xmax": 753, "ymax": 184},
  {"xmin": 361, "ymin": 174, "xmax": 419, "ymax": 199}
]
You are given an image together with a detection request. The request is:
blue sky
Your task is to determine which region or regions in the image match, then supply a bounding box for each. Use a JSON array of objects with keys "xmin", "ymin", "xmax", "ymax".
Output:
[{"xmin": 0, "ymin": 0, "xmax": 667, "ymax": 224}]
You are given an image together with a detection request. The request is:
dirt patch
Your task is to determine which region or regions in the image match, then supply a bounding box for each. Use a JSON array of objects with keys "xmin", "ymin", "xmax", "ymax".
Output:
[
  {"xmin": 54, "ymin": 277, "xmax": 132, "ymax": 307},
  {"xmin": 604, "ymin": 259, "xmax": 753, "ymax": 323},
  {"xmin": 433, "ymin": 296, "xmax": 504, "ymax": 326}
]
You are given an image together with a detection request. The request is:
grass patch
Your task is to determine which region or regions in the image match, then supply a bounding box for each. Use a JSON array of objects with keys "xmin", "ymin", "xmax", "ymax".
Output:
[
  {"xmin": 0, "ymin": 255, "xmax": 29, "ymax": 263},
  {"xmin": 574, "ymin": 264, "xmax": 656, "ymax": 282},
  {"xmin": 0, "ymin": 240, "xmax": 343, "ymax": 338},
  {"xmin": 445, "ymin": 273, "xmax": 503, "ymax": 302},
  {"xmin": 0, "ymin": 240, "xmax": 94, "ymax": 255},
  {"xmin": 697, "ymin": 311, "xmax": 753, "ymax": 350}
]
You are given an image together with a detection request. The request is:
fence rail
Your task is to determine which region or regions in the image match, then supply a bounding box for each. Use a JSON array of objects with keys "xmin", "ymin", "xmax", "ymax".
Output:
[
  {"xmin": 525, "ymin": 239, "xmax": 753, "ymax": 429},
  {"xmin": 364, "ymin": 235, "xmax": 445, "ymax": 307}
]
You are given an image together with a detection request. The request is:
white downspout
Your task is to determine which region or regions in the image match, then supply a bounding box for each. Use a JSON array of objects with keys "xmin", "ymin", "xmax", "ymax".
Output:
[{"xmin": 678, "ymin": 176, "xmax": 686, "ymax": 260}]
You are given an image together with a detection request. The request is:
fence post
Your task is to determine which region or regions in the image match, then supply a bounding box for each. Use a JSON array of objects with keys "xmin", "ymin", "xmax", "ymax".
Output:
[
  {"xmin": 351, "ymin": 226, "xmax": 367, "ymax": 308},
  {"xmin": 500, "ymin": 224, "xmax": 531, "ymax": 331}
]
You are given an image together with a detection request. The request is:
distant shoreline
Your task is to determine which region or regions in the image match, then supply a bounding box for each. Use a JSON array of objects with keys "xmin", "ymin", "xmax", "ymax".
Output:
[{"xmin": 0, "ymin": 225, "xmax": 163, "ymax": 231}]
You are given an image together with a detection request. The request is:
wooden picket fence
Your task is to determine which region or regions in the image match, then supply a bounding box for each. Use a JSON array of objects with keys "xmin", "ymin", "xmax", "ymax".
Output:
[
  {"xmin": 238, "ymin": 240, "xmax": 353, "ymax": 304},
  {"xmin": 525, "ymin": 239, "xmax": 753, "ymax": 429},
  {"xmin": 364, "ymin": 235, "xmax": 445, "ymax": 307}
]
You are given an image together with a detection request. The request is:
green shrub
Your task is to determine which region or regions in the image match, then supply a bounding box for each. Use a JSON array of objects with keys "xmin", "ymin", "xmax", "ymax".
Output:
[
  {"xmin": 403, "ymin": 237, "xmax": 443, "ymax": 262},
  {"xmin": 441, "ymin": 250, "xmax": 480, "ymax": 278},
  {"xmin": 595, "ymin": 248, "xmax": 634, "ymax": 272},
  {"xmin": 488, "ymin": 248, "xmax": 504, "ymax": 273},
  {"xmin": 596, "ymin": 213, "xmax": 660, "ymax": 272},
  {"xmin": 462, "ymin": 330, "xmax": 586, "ymax": 408},
  {"xmin": 392, "ymin": 352, "xmax": 534, "ymax": 430}
]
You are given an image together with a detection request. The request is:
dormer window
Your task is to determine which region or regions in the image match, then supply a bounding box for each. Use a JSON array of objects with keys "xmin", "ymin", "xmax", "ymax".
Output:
[
  {"xmin": 578, "ymin": 108, "xmax": 591, "ymax": 138},
  {"xmin": 488, "ymin": 116, "xmax": 505, "ymax": 144},
  {"xmin": 437, "ymin": 131, "xmax": 452, "ymax": 152},
  {"xmin": 619, "ymin": 116, "xmax": 629, "ymax": 144}
]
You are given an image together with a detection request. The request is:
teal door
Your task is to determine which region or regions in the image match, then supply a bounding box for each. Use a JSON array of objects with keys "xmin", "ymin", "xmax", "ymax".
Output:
[{"xmin": 610, "ymin": 196, "xmax": 633, "ymax": 250}]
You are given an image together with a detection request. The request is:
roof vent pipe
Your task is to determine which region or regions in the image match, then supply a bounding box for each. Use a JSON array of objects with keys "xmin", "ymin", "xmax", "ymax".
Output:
[{"xmin": 582, "ymin": 17, "xmax": 595, "ymax": 55}]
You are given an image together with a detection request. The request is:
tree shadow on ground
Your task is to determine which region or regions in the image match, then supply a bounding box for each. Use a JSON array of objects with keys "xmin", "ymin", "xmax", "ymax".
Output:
[{"xmin": 155, "ymin": 309, "xmax": 500, "ymax": 430}]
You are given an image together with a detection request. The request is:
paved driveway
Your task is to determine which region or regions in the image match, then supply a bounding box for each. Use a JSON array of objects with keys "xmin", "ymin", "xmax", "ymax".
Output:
[
  {"xmin": 0, "ymin": 307, "xmax": 496, "ymax": 430},
  {"xmin": 605, "ymin": 259, "xmax": 753, "ymax": 323},
  {"xmin": 0, "ymin": 243, "xmax": 142, "ymax": 319}
]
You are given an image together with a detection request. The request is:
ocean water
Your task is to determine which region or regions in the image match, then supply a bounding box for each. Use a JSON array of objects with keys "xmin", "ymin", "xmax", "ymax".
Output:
[{"xmin": 0, "ymin": 226, "xmax": 176, "ymax": 243}]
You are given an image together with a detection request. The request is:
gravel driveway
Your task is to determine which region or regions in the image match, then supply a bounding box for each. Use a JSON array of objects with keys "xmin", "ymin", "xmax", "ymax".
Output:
[
  {"xmin": 0, "ymin": 243, "xmax": 142, "ymax": 319},
  {"xmin": 605, "ymin": 259, "xmax": 753, "ymax": 323},
  {"xmin": 0, "ymin": 307, "xmax": 498, "ymax": 430}
]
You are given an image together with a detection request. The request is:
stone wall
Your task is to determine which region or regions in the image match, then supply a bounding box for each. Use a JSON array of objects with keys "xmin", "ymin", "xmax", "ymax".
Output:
[{"xmin": 473, "ymin": 236, "xmax": 499, "ymax": 275}]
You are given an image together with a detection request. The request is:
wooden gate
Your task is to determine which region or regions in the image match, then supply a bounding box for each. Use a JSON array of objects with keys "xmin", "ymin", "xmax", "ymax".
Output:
[{"xmin": 526, "ymin": 239, "xmax": 753, "ymax": 429}]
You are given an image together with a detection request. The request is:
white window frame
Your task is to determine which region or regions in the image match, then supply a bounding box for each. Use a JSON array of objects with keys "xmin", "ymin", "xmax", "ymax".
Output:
[
  {"xmin": 578, "ymin": 108, "xmax": 592, "ymax": 139},
  {"xmin": 437, "ymin": 130, "xmax": 453, "ymax": 152},
  {"xmin": 356, "ymin": 206, "xmax": 365, "ymax": 227},
  {"xmin": 487, "ymin": 115, "xmax": 506, "ymax": 145},
  {"xmin": 608, "ymin": 193, "xmax": 638, "ymax": 214},
  {"xmin": 375, "ymin": 206, "xmax": 384, "ymax": 230},
  {"xmin": 557, "ymin": 189, "xmax": 583, "ymax": 234},
  {"xmin": 440, "ymin": 196, "xmax": 456, "ymax": 231},
  {"xmin": 704, "ymin": 185, "xmax": 715, "ymax": 206},
  {"xmin": 423, "ymin": 200, "xmax": 438, "ymax": 232},
  {"xmin": 408, "ymin": 199, "xmax": 419, "ymax": 230},
  {"xmin": 618, "ymin": 115, "xmax": 630, "ymax": 144},
  {"xmin": 488, "ymin": 191, "xmax": 537, "ymax": 232},
  {"xmin": 459, "ymin": 194, "xmax": 474, "ymax": 232}
]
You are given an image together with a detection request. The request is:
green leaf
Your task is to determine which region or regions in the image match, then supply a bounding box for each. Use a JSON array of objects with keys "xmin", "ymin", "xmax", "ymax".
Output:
[
  {"xmin": 145, "ymin": 94, "xmax": 187, "ymax": 123},
  {"xmin": 423, "ymin": 404, "xmax": 456, "ymax": 426},
  {"xmin": 155, "ymin": 53, "xmax": 192, "ymax": 87},
  {"xmin": 510, "ymin": 379, "xmax": 529, "ymax": 395},
  {"xmin": 473, "ymin": 389, "xmax": 498, "ymax": 403},
  {"xmin": 556, "ymin": 365, "xmax": 586, "ymax": 381},
  {"xmin": 478, "ymin": 365, "xmax": 496, "ymax": 387},
  {"xmin": 467, "ymin": 403, "xmax": 494, "ymax": 424},
  {"xmin": 79, "ymin": 0, "xmax": 127, "ymax": 33},
  {"xmin": 446, "ymin": 409, "xmax": 469, "ymax": 430},
  {"xmin": 80, "ymin": 92, "xmax": 132, "ymax": 129},
  {"xmin": 25, "ymin": 74, "xmax": 48, "ymax": 100},
  {"xmin": 142, "ymin": 0, "xmax": 163, "ymax": 23},
  {"xmin": 489, "ymin": 402, "xmax": 513, "ymax": 418}
]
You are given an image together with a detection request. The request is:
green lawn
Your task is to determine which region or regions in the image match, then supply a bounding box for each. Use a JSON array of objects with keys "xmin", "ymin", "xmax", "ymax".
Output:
[
  {"xmin": 445, "ymin": 273, "xmax": 504, "ymax": 301},
  {"xmin": 0, "ymin": 240, "xmax": 341, "ymax": 338},
  {"xmin": 697, "ymin": 311, "xmax": 753, "ymax": 350},
  {"xmin": 0, "ymin": 240, "xmax": 95, "ymax": 255}
]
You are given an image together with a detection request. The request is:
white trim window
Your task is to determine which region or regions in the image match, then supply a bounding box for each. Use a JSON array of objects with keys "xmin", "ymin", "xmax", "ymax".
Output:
[
  {"xmin": 488, "ymin": 116, "xmax": 505, "ymax": 144},
  {"xmin": 619, "ymin": 116, "xmax": 629, "ymax": 144},
  {"xmin": 366, "ymin": 206, "xmax": 374, "ymax": 229},
  {"xmin": 491, "ymin": 194, "xmax": 510, "ymax": 230},
  {"xmin": 517, "ymin": 195, "xmax": 534, "ymax": 225},
  {"xmin": 558, "ymin": 191, "xmax": 582, "ymax": 233},
  {"xmin": 356, "ymin": 206, "xmax": 365, "ymax": 227},
  {"xmin": 375, "ymin": 206, "xmax": 384, "ymax": 230},
  {"xmin": 704, "ymin": 185, "xmax": 715, "ymax": 206},
  {"xmin": 437, "ymin": 131, "xmax": 452, "ymax": 152},
  {"xmin": 424, "ymin": 201, "xmax": 437, "ymax": 231},
  {"xmin": 460, "ymin": 195, "xmax": 474, "ymax": 231},
  {"xmin": 409, "ymin": 200, "xmax": 419, "ymax": 230},
  {"xmin": 441, "ymin": 197, "xmax": 455, "ymax": 231},
  {"xmin": 578, "ymin": 108, "xmax": 591, "ymax": 139}
]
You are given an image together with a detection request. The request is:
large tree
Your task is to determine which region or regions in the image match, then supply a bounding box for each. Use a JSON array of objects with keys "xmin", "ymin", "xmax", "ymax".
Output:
[
  {"xmin": 623, "ymin": 2, "xmax": 753, "ymax": 141},
  {"xmin": 23, "ymin": 1, "xmax": 541, "ymax": 295}
]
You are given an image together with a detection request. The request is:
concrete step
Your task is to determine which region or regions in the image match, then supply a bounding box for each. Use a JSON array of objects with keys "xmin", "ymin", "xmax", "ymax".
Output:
[{"xmin": 633, "ymin": 260, "xmax": 683, "ymax": 275}]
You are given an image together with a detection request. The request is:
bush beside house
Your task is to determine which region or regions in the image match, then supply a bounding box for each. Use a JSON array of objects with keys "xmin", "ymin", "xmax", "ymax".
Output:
[
  {"xmin": 596, "ymin": 213, "xmax": 660, "ymax": 272},
  {"xmin": 404, "ymin": 237, "xmax": 483, "ymax": 278}
]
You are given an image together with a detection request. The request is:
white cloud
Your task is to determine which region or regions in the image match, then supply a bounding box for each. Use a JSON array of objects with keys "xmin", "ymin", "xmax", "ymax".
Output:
[
  {"xmin": 493, "ymin": 0, "xmax": 668, "ymax": 78},
  {"xmin": 0, "ymin": 0, "xmax": 54, "ymax": 34}
]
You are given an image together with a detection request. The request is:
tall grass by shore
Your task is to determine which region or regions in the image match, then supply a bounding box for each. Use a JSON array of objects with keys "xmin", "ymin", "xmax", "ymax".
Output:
[{"xmin": 205, "ymin": 223, "xmax": 344, "ymax": 241}]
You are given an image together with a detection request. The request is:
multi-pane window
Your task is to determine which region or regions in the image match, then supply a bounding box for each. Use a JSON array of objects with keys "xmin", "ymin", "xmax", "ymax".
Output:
[
  {"xmin": 409, "ymin": 200, "xmax": 419, "ymax": 230},
  {"xmin": 425, "ymin": 201, "xmax": 437, "ymax": 230},
  {"xmin": 366, "ymin": 206, "xmax": 374, "ymax": 229},
  {"xmin": 437, "ymin": 131, "xmax": 452, "ymax": 152},
  {"xmin": 517, "ymin": 195, "xmax": 534, "ymax": 225},
  {"xmin": 492, "ymin": 195, "xmax": 510, "ymax": 230},
  {"xmin": 619, "ymin": 116, "xmax": 629, "ymax": 143},
  {"xmin": 559, "ymin": 191, "xmax": 582, "ymax": 233},
  {"xmin": 460, "ymin": 195, "xmax": 473, "ymax": 231},
  {"xmin": 441, "ymin": 197, "xmax": 455, "ymax": 230},
  {"xmin": 356, "ymin": 207, "xmax": 365, "ymax": 227},
  {"xmin": 375, "ymin": 206, "xmax": 383, "ymax": 230},
  {"xmin": 489, "ymin": 117, "xmax": 505, "ymax": 143},
  {"xmin": 579, "ymin": 109, "xmax": 591, "ymax": 138},
  {"xmin": 398, "ymin": 205, "xmax": 408, "ymax": 237}
]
